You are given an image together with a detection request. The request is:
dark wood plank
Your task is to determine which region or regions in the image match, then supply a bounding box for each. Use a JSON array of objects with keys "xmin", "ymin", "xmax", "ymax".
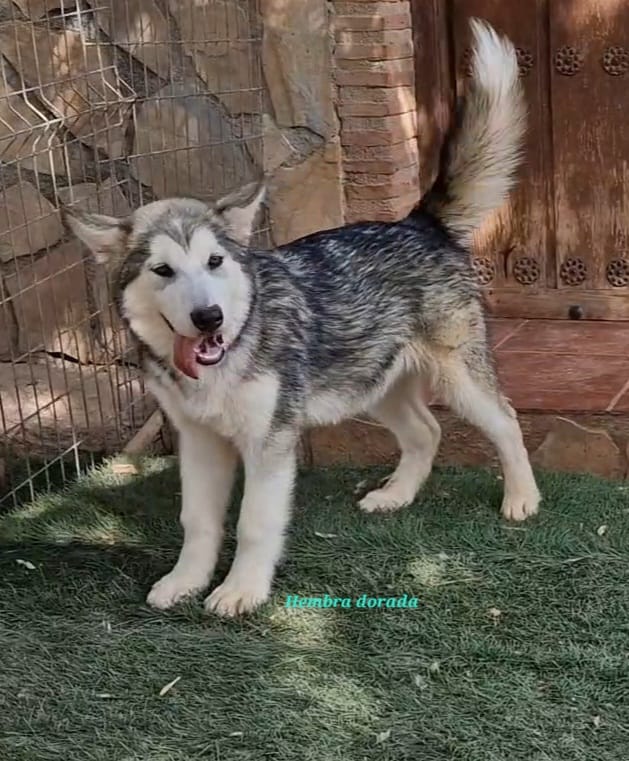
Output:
[
  {"xmin": 549, "ymin": 0, "xmax": 629, "ymax": 294},
  {"xmin": 486, "ymin": 289, "xmax": 629, "ymax": 321},
  {"xmin": 411, "ymin": 0, "xmax": 452, "ymax": 194}
]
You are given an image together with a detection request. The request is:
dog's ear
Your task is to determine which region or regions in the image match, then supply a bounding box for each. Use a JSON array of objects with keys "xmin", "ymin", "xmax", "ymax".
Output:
[
  {"xmin": 213, "ymin": 181, "xmax": 266, "ymax": 246},
  {"xmin": 61, "ymin": 205, "xmax": 130, "ymax": 264}
]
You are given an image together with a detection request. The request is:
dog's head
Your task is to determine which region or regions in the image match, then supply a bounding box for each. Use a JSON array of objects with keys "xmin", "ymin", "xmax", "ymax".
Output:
[{"xmin": 64, "ymin": 182, "xmax": 265, "ymax": 379}]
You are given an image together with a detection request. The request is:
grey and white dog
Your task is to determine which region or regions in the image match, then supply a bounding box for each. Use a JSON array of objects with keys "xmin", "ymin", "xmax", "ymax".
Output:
[{"xmin": 65, "ymin": 19, "xmax": 540, "ymax": 617}]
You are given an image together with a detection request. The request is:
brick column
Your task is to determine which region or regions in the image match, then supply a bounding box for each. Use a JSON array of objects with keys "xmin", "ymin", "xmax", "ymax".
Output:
[{"xmin": 332, "ymin": 1, "xmax": 419, "ymax": 223}]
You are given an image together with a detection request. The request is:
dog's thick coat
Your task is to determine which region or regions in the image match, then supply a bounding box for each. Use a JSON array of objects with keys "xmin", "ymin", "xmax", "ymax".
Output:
[{"xmin": 66, "ymin": 20, "xmax": 539, "ymax": 616}]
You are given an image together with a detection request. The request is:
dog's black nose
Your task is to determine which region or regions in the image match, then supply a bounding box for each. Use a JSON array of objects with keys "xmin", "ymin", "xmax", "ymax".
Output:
[{"xmin": 190, "ymin": 305, "xmax": 223, "ymax": 333}]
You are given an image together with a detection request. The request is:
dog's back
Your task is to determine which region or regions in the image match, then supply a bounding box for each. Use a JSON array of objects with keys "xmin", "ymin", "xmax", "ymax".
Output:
[{"xmin": 260, "ymin": 20, "xmax": 526, "ymax": 398}]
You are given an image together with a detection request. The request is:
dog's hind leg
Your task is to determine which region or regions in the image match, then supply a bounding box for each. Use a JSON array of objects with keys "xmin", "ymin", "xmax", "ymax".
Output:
[
  {"xmin": 437, "ymin": 346, "xmax": 540, "ymax": 521},
  {"xmin": 359, "ymin": 374, "xmax": 441, "ymax": 513},
  {"xmin": 147, "ymin": 424, "xmax": 237, "ymax": 610}
]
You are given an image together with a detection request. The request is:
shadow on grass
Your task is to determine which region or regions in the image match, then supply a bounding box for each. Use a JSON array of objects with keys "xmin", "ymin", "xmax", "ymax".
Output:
[{"xmin": 1, "ymin": 459, "xmax": 629, "ymax": 760}]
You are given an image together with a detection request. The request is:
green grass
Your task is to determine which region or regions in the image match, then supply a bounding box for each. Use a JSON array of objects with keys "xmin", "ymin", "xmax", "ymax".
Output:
[{"xmin": 1, "ymin": 459, "xmax": 629, "ymax": 761}]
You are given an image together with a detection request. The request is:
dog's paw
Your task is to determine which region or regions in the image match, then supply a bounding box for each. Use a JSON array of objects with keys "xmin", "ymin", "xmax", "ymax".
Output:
[
  {"xmin": 501, "ymin": 489, "xmax": 541, "ymax": 522},
  {"xmin": 204, "ymin": 576, "xmax": 270, "ymax": 618},
  {"xmin": 359, "ymin": 486, "xmax": 412, "ymax": 514},
  {"xmin": 146, "ymin": 571, "xmax": 206, "ymax": 610}
]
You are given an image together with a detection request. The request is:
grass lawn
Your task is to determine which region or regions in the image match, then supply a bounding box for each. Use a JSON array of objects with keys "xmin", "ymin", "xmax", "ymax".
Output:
[{"xmin": 1, "ymin": 458, "xmax": 628, "ymax": 761}]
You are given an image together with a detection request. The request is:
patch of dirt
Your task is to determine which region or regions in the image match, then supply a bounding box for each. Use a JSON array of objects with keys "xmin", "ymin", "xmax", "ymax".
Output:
[{"xmin": 0, "ymin": 357, "xmax": 154, "ymax": 457}]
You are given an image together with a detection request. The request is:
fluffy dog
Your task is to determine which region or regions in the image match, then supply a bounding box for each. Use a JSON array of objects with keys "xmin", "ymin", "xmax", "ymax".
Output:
[{"xmin": 65, "ymin": 19, "xmax": 539, "ymax": 616}]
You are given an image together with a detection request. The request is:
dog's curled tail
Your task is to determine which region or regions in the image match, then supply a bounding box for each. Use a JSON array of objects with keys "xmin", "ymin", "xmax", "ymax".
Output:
[{"xmin": 416, "ymin": 19, "xmax": 526, "ymax": 246}]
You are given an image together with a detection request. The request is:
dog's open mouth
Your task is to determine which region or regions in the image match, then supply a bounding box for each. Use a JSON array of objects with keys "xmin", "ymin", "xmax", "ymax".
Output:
[{"xmin": 173, "ymin": 332, "xmax": 225, "ymax": 379}]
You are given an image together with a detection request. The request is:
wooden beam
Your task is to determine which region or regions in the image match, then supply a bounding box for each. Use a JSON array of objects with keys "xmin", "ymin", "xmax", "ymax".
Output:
[
  {"xmin": 123, "ymin": 410, "xmax": 164, "ymax": 455},
  {"xmin": 485, "ymin": 290, "xmax": 629, "ymax": 321}
]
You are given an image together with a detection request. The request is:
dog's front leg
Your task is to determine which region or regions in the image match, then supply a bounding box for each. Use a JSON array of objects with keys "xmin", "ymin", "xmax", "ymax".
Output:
[
  {"xmin": 205, "ymin": 436, "xmax": 296, "ymax": 617},
  {"xmin": 147, "ymin": 423, "xmax": 237, "ymax": 610}
]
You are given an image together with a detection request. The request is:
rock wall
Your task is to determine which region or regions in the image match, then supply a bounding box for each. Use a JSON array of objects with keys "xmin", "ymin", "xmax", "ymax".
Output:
[
  {"xmin": 262, "ymin": 0, "xmax": 344, "ymax": 244},
  {"xmin": 309, "ymin": 412, "xmax": 629, "ymax": 481}
]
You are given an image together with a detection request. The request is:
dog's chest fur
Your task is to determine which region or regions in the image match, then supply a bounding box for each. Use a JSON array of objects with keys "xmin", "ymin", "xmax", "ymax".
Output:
[{"xmin": 146, "ymin": 361, "xmax": 280, "ymax": 446}]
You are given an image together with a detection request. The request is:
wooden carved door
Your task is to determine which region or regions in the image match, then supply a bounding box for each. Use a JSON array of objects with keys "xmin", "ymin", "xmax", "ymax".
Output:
[{"xmin": 415, "ymin": 0, "xmax": 629, "ymax": 320}]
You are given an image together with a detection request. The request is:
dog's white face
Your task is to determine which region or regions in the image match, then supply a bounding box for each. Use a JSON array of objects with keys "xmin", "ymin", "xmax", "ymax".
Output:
[{"xmin": 65, "ymin": 183, "xmax": 265, "ymax": 379}]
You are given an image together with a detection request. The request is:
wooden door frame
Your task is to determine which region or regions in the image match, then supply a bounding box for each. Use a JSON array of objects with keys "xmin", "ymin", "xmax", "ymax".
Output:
[{"xmin": 411, "ymin": 0, "xmax": 629, "ymax": 321}]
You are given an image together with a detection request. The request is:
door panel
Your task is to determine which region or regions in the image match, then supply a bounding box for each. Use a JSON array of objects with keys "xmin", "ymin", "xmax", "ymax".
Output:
[
  {"xmin": 450, "ymin": 0, "xmax": 555, "ymax": 295},
  {"xmin": 549, "ymin": 0, "xmax": 629, "ymax": 294},
  {"xmin": 412, "ymin": 0, "xmax": 452, "ymax": 194},
  {"xmin": 414, "ymin": 1, "xmax": 629, "ymax": 318}
]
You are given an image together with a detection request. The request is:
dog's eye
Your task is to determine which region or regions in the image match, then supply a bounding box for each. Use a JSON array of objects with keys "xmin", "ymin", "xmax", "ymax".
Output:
[
  {"xmin": 208, "ymin": 255, "xmax": 223, "ymax": 270},
  {"xmin": 152, "ymin": 264, "xmax": 175, "ymax": 278}
]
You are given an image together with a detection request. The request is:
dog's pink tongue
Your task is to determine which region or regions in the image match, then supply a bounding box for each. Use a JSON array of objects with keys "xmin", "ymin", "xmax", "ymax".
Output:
[{"xmin": 173, "ymin": 334, "xmax": 199, "ymax": 379}]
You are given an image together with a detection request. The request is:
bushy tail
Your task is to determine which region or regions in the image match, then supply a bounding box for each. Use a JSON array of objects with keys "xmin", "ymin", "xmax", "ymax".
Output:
[{"xmin": 415, "ymin": 18, "xmax": 526, "ymax": 246}]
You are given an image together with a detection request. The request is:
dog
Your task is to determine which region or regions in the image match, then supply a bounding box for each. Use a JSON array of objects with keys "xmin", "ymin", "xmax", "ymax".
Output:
[{"xmin": 64, "ymin": 19, "xmax": 540, "ymax": 617}]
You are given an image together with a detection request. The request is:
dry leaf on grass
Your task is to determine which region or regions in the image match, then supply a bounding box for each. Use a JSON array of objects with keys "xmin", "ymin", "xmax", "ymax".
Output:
[
  {"xmin": 413, "ymin": 674, "xmax": 428, "ymax": 690},
  {"xmin": 16, "ymin": 559, "xmax": 36, "ymax": 570},
  {"xmin": 159, "ymin": 676, "xmax": 181, "ymax": 697},
  {"xmin": 376, "ymin": 729, "xmax": 391, "ymax": 744},
  {"xmin": 353, "ymin": 479, "xmax": 368, "ymax": 494},
  {"xmin": 488, "ymin": 607, "xmax": 503, "ymax": 624},
  {"xmin": 111, "ymin": 462, "xmax": 139, "ymax": 476}
]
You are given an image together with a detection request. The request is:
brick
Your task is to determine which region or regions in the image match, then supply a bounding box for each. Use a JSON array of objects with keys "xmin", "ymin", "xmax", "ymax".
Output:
[
  {"xmin": 341, "ymin": 113, "xmax": 417, "ymax": 146},
  {"xmin": 338, "ymin": 100, "xmax": 411, "ymax": 117},
  {"xmin": 335, "ymin": 40, "xmax": 414, "ymax": 60},
  {"xmin": 334, "ymin": 1, "xmax": 409, "ymax": 14},
  {"xmin": 335, "ymin": 29, "xmax": 412, "ymax": 45},
  {"xmin": 335, "ymin": 69, "xmax": 414, "ymax": 86},
  {"xmin": 346, "ymin": 164, "xmax": 419, "ymax": 186},
  {"xmin": 344, "ymin": 191, "xmax": 418, "ymax": 223},
  {"xmin": 339, "ymin": 84, "xmax": 415, "ymax": 105},
  {"xmin": 335, "ymin": 69, "xmax": 414, "ymax": 87},
  {"xmin": 334, "ymin": 55, "xmax": 415, "ymax": 86},
  {"xmin": 335, "ymin": 56, "xmax": 414, "ymax": 72},
  {"xmin": 333, "ymin": 13, "xmax": 411, "ymax": 32},
  {"xmin": 343, "ymin": 112, "xmax": 417, "ymax": 131},
  {"xmin": 342, "ymin": 137, "xmax": 419, "ymax": 163},
  {"xmin": 344, "ymin": 164, "xmax": 419, "ymax": 202},
  {"xmin": 337, "ymin": 87, "xmax": 417, "ymax": 118},
  {"xmin": 344, "ymin": 158, "xmax": 419, "ymax": 174},
  {"xmin": 345, "ymin": 178, "xmax": 418, "ymax": 201}
]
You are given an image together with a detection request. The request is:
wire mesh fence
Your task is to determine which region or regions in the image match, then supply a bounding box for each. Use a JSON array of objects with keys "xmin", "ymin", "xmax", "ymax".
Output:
[{"xmin": 0, "ymin": 0, "xmax": 266, "ymax": 506}]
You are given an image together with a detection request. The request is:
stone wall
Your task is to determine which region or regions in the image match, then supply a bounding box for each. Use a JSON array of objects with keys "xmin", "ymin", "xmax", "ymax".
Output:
[
  {"xmin": 262, "ymin": 0, "xmax": 344, "ymax": 244},
  {"xmin": 308, "ymin": 411, "xmax": 629, "ymax": 481}
]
